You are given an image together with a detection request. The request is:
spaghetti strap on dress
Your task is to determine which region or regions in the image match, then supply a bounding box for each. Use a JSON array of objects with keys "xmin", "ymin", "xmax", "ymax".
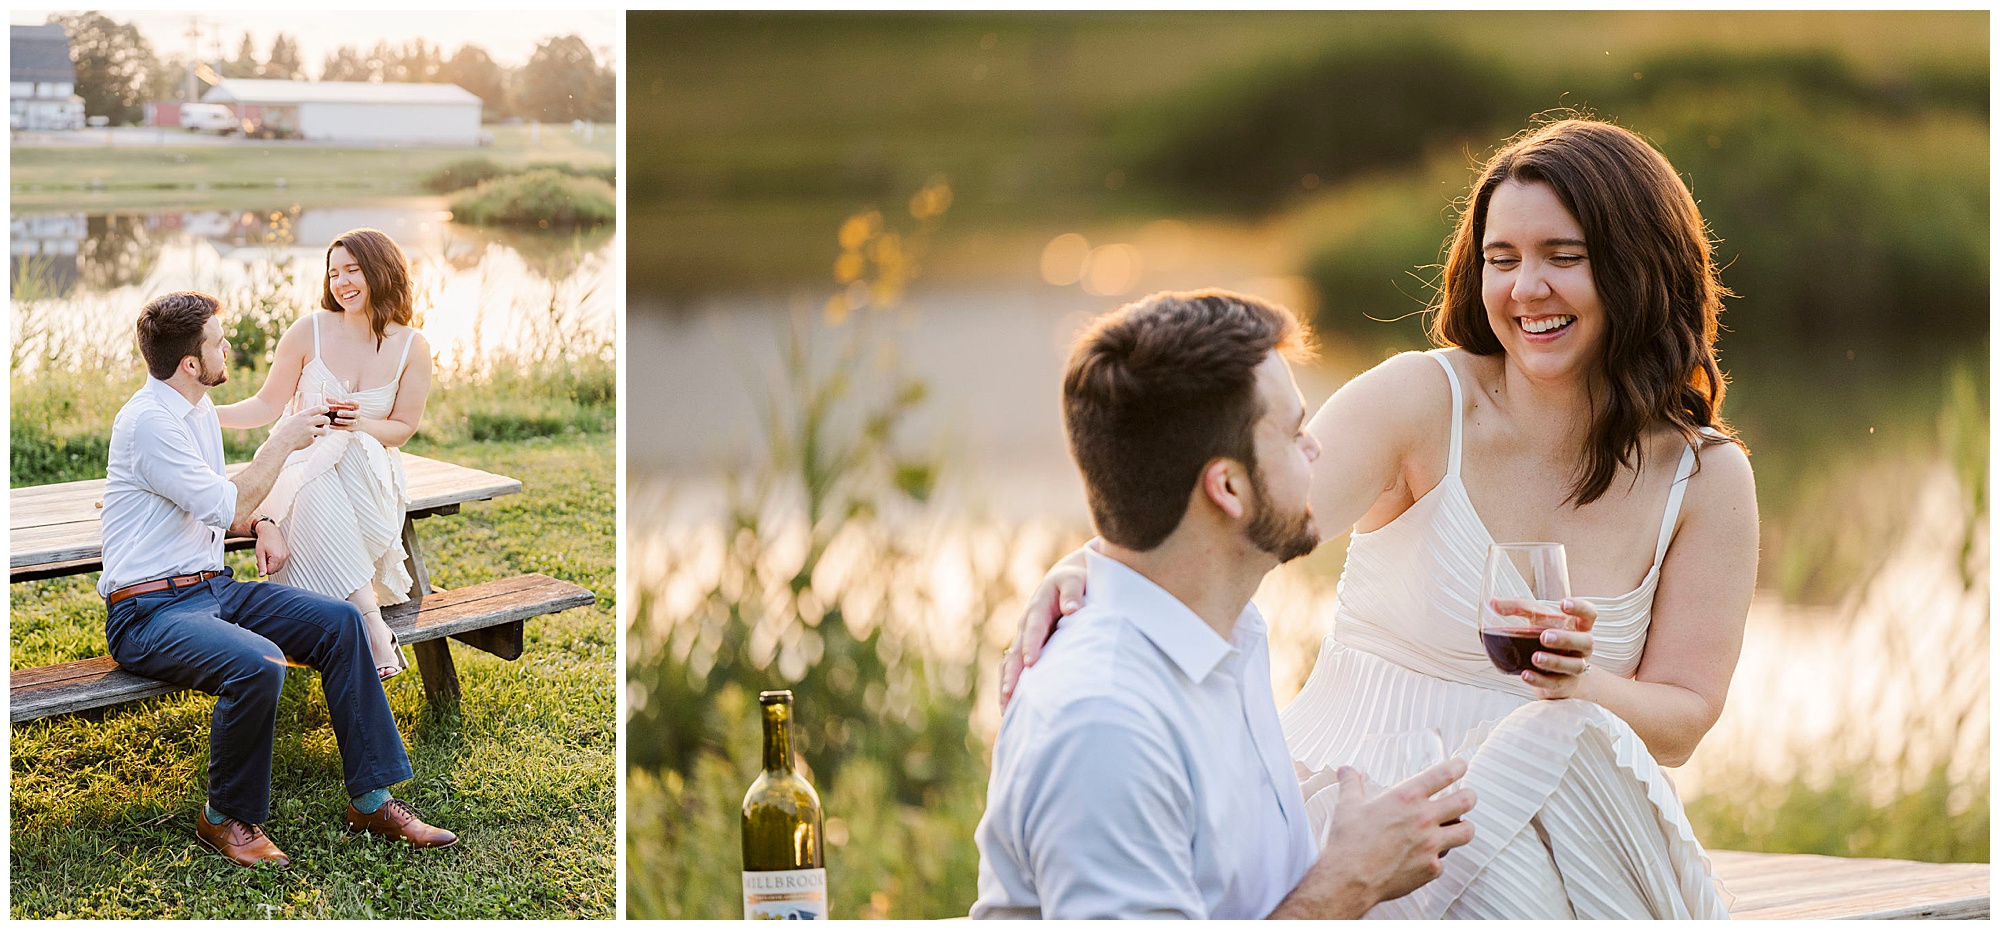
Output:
[
  {"xmin": 261, "ymin": 319, "xmax": 418, "ymax": 607},
  {"xmin": 1281, "ymin": 348, "xmax": 1730, "ymax": 919}
]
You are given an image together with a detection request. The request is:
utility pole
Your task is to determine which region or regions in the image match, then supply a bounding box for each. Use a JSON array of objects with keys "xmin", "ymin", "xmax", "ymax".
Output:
[{"xmin": 183, "ymin": 16, "xmax": 201, "ymax": 101}]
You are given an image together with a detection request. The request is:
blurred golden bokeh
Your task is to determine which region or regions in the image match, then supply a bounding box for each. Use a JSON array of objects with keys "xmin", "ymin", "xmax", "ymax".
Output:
[
  {"xmin": 1080, "ymin": 242, "xmax": 1143, "ymax": 297},
  {"xmin": 1038, "ymin": 233, "xmax": 1091, "ymax": 287}
]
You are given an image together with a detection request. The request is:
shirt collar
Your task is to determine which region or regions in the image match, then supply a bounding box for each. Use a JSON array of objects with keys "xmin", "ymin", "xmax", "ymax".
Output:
[
  {"xmin": 143, "ymin": 376, "xmax": 208, "ymax": 420},
  {"xmin": 1084, "ymin": 548, "xmax": 1261, "ymax": 685}
]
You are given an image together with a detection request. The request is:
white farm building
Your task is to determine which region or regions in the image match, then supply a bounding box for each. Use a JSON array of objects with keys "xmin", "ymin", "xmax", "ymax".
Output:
[{"xmin": 201, "ymin": 79, "xmax": 482, "ymax": 144}]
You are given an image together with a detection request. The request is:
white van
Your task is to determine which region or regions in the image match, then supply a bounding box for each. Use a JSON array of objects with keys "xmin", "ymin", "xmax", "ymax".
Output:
[{"xmin": 180, "ymin": 104, "xmax": 240, "ymax": 134}]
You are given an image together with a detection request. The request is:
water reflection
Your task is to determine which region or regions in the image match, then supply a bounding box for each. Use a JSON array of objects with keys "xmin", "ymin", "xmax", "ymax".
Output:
[
  {"xmin": 630, "ymin": 276, "xmax": 1988, "ymax": 814},
  {"xmin": 9, "ymin": 202, "xmax": 615, "ymax": 371}
]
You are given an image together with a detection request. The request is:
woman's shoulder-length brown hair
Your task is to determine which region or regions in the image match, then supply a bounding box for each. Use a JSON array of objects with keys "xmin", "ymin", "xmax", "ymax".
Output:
[
  {"xmin": 321, "ymin": 227, "xmax": 414, "ymax": 348},
  {"xmin": 1428, "ymin": 114, "xmax": 1741, "ymax": 506}
]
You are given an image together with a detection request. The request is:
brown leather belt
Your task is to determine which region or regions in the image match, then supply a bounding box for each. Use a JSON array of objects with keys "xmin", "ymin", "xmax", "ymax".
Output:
[{"xmin": 106, "ymin": 570, "xmax": 225, "ymax": 607}]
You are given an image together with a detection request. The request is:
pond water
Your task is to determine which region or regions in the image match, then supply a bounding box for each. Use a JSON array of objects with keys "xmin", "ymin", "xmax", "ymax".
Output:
[
  {"xmin": 629, "ymin": 217, "xmax": 1988, "ymax": 812},
  {"xmin": 10, "ymin": 199, "xmax": 616, "ymax": 374}
]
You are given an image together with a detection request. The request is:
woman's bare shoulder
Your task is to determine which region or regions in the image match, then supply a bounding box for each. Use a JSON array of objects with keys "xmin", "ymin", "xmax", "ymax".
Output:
[
  {"xmin": 1683, "ymin": 434, "xmax": 1756, "ymax": 524},
  {"xmin": 1314, "ymin": 349, "xmax": 1455, "ymax": 453},
  {"xmin": 1343, "ymin": 350, "xmax": 1455, "ymax": 409},
  {"xmin": 282, "ymin": 311, "xmax": 330, "ymax": 335},
  {"xmin": 393, "ymin": 327, "xmax": 433, "ymax": 372},
  {"xmin": 274, "ymin": 313, "xmax": 324, "ymax": 350}
]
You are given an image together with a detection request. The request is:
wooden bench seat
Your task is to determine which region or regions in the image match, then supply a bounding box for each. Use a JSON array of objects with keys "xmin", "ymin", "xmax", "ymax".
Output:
[
  {"xmin": 1714, "ymin": 849, "xmax": 1989, "ymax": 920},
  {"xmin": 11, "ymin": 573, "xmax": 594, "ymax": 725},
  {"xmin": 10, "ymin": 453, "xmax": 583, "ymax": 709}
]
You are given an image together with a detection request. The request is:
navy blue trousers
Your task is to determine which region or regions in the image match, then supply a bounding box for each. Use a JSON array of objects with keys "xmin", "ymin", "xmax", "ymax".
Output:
[{"xmin": 105, "ymin": 568, "xmax": 413, "ymax": 824}]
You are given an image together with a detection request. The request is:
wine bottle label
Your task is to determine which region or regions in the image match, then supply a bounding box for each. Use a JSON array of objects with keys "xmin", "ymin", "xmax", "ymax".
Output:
[{"xmin": 743, "ymin": 868, "xmax": 827, "ymax": 920}]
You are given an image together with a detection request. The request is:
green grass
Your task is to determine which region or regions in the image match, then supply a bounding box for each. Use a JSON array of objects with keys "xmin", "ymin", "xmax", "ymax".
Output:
[
  {"xmin": 9, "ymin": 124, "xmax": 616, "ymax": 211},
  {"xmin": 625, "ymin": 10, "xmax": 1985, "ymax": 297},
  {"xmin": 10, "ymin": 351, "xmax": 614, "ymax": 489},
  {"xmin": 9, "ymin": 432, "xmax": 616, "ymax": 919},
  {"xmin": 626, "ymin": 687, "xmax": 989, "ymax": 920},
  {"xmin": 1687, "ymin": 767, "xmax": 1989, "ymax": 866}
]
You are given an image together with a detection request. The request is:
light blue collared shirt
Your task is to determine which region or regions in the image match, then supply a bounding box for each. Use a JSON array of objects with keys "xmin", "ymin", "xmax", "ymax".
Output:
[
  {"xmin": 972, "ymin": 549, "xmax": 1315, "ymax": 919},
  {"xmin": 98, "ymin": 377, "xmax": 236, "ymax": 596}
]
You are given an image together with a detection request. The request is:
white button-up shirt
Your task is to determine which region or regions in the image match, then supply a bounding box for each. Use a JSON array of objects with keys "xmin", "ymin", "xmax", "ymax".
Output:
[
  {"xmin": 972, "ymin": 550, "xmax": 1316, "ymax": 919},
  {"xmin": 97, "ymin": 378, "xmax": 236, "ymax": 596}
]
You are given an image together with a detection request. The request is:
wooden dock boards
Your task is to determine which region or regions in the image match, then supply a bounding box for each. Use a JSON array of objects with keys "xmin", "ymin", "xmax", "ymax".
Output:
[{"xmin": 1713, "ymin": 849, "xmax": 1990, "ymax": 920}]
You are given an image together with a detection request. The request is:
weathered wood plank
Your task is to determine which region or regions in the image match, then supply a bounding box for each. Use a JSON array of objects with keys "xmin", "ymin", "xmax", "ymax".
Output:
[
  {"xmin": 9, "ymin": 455, "xmax": 515, "ymax": 526},
  {"xmin": 1714, "ymin": 849, "xmax": 1989, "ymax": 920},
  {"xmin": 450, "ymin": 621, "xmax": 525, "ymax": 660},
  {"xmin": 10, "ymin": 453, "xmax": 519, "ymax": 574},
  {"xmin": 10, "ymin": 573, "xmax": 593, "ymax": 724},
  {"xmin": 412, "ymin": 640, "xmax": 459, "ymax": 706}
]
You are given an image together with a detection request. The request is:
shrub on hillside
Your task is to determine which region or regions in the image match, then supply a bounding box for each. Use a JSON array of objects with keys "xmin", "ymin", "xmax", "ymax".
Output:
[
  {"xmin": 421, "ymin": 156, "xmax": 508, "ymax": 194},
  {"xmin": 450, "ymin": 170, "xmax": 616, "ymax": 228}
]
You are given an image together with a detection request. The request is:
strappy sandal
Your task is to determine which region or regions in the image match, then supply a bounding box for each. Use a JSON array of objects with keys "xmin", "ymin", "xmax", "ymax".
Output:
[{"xmin": 378, "ymin": 630, "xmax": 409, "ymax": 681}]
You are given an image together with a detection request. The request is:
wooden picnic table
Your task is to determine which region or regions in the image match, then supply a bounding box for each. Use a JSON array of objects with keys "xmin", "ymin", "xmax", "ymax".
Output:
[
  {"xmin": 10, "ymin": 453, "xmax": 519, "ymax": 581},
  {"xmin": 1715, "ymin": 848, "xmax": 1989, "ymax": 919},
  {"xmin": 10, "ymin": 452, "xmax": 595, "ymax": 721}
]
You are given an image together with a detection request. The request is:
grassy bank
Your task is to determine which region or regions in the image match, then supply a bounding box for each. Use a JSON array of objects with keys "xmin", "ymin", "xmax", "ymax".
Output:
[
  {"xmin": 9, "ymin": 431, "xmax": 616, "ymax": 919},
  {"xmin": 9, "ymin": 124, "xmax": 615, "ymax": 211},
  {"xmin": 10, "ymin": 352, "xmax": 614, "ymax": 489},
  {"xmin": 626, "ymin": 10, "xmax": 1984, "ymax": 298}
]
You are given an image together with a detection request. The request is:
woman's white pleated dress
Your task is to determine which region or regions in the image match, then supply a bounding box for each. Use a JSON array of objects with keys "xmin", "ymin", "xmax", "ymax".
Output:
[
  {"xmin": 261, "ymin": 316, "xmax": 417, "ymax": 607},
  {"xmin": 1281, "ymin": 349, "xmax": 1733, "ymax": 919}
]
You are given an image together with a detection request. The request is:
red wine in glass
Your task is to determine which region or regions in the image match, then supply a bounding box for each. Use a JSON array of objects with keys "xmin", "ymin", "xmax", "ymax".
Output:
[
  {"xmin": 1479, "ymin": 543, "xmax": 1573, "ymax": 677},
  {"xmin": 1481, "ymin": 625, "xmax": 1583, "ymax": 675}
]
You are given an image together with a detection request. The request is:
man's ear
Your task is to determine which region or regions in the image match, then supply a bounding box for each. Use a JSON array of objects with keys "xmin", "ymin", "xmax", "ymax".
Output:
[{"xmin": 1199, "ymin": 458, "xmax": 1248, "ymax": 520}]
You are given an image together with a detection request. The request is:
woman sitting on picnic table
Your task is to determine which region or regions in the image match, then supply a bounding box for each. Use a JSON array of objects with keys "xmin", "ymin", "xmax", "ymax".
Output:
[
  {"xmin": 1003, "ymin": 116, "xmax": 1757, "ymax": 918},
  {"xmin": 217, "ymin": 228, "xmax": 433, "ymax": 681}
]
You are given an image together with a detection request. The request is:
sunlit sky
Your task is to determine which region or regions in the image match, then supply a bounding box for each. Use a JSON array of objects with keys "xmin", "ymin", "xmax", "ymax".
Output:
[{"xmin": 12, "ymin": 10, "xmax": 621, "ymax": 72}]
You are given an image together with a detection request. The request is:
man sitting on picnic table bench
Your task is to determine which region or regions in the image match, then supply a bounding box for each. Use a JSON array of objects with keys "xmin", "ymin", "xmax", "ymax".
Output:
[{"xmin": 97, "ymin": 291, "xmax": 458, "ymax": 868}]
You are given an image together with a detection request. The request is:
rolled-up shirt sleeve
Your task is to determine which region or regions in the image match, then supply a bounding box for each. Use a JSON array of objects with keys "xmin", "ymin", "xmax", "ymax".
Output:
[
  {"xmin": 126, "ymin": 408, "xmax": 237, "ymax": 531},
  {"xmin": 1019, "ymin": 704, "xmax": 1203, "ymax": 919}
]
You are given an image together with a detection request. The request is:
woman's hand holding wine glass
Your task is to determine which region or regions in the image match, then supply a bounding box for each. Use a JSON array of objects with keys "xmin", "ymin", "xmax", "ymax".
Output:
[
  {"xmin": 324, "ymin": 378, "xmax": 359, "ymax": 429},
  {"xmin": 1480, "ymin": 543, "xmax": 1598, "ymax": 700}
]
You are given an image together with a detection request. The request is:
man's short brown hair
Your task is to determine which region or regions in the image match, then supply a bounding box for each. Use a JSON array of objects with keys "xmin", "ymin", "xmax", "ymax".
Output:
[
  {"xmin": 1062, "ymin": 289, "xmax": 1310, "ymax": 551},
  {"xmin": 137, "ymin": 291, "xmax": 221, "ymax": 381}
]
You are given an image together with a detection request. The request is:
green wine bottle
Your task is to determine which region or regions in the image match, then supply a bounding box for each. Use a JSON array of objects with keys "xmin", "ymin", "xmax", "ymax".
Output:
[{"xmin": 741, "ymin": 690, "xmax": 826, "ymax": 919}]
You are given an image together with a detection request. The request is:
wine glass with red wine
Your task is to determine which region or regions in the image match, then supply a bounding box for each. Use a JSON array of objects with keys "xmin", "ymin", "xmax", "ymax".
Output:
[
  {"xmin": 323, "ymin": 378, "xmax": 358, "ymax": 427},
  {"xmin": 1479, "ymin": 542, "xmax": 1580, "ymax": 677}
]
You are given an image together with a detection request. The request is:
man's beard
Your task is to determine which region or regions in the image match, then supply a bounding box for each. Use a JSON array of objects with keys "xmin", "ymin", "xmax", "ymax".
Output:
[
  {"xmin": 196, "ymin": 355, "xmax": 228, "ymax": 387},
  {"xmin": 1245, "ymin": 464, "xmax": 1318, "ymax": 563}
]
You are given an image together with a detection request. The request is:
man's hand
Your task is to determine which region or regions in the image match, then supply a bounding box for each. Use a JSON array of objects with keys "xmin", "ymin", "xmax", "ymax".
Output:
[
  {"xmin": 253, "ymin": 519, "xmax": 290, "ymax": 576},
  {"xmin": 1272, "ymin": 759, "xmax": 1476, "ymax": 918},
  {"xmin": 268, "ymin": 405, "xmax": 329, "ymax": 454},
  {"xmin": 230, "ymin": 408, "xmax": 326, "ymax": 533},
  {"xmin": 999, "ymin": 547, "xmax": 1089, "ymax": 710}
]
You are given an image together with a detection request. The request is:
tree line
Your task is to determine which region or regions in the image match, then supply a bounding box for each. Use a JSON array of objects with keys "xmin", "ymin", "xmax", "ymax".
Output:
[{"xmin": 47, "ymin": 12, "xmax": 615, "ymax": 127}]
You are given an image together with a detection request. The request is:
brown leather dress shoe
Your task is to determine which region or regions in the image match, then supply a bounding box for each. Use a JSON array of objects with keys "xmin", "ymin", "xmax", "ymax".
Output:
[
  {"xmin": 195, "ymin": 813, "xmax": 292, "ymax": 868},
  {"xmin": 345, "ymin": 799, "xmax": 459, "ymax": 849}
]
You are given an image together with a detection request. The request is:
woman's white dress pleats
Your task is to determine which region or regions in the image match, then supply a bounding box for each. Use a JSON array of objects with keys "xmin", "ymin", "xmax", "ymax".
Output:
[
  {"xmin": 1281, "ymin": 349, "xmax": 1733, "ymax": 919},
  {"xmin": 261, "ymin": 318, "xmax": 417, "ymax": 606}
]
